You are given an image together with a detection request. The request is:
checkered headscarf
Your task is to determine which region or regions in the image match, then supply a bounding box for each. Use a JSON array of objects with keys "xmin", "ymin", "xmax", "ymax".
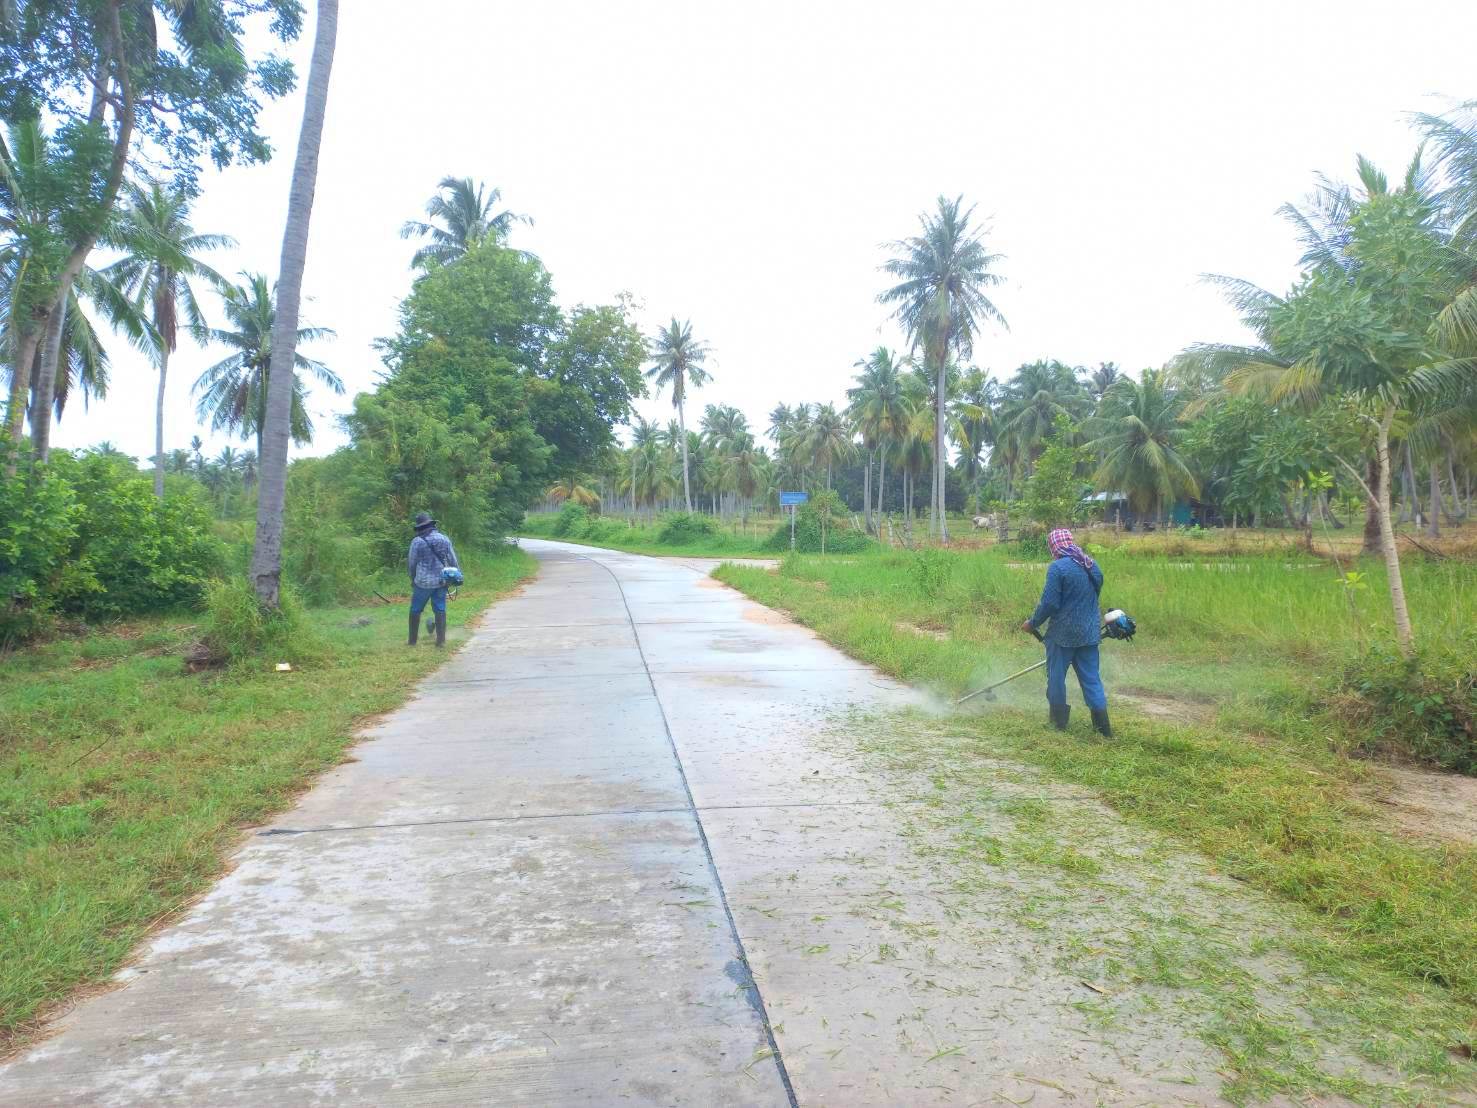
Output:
[{"xmin": 1048, "ymin": 528, "xmax": 1096, "ymax": 572}]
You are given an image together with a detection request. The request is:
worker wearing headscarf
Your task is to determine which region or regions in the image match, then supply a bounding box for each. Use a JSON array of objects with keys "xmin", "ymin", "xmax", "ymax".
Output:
[{"xmin": 1021, "ymin": 528, "xmax": 1111, "ymax": 736}]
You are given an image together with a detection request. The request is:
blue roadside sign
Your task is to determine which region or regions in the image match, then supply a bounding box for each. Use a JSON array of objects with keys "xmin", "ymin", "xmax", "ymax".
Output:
[{"xmin": 779, "ymin": 491, "xmax": 808, "ymax": 506}]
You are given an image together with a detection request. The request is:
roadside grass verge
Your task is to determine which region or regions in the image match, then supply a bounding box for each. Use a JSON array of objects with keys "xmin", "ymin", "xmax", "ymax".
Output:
[
  {"xmin": 714, "ymin": 549, "xmax": 1477, "ymax": 1016},
  {"xmin": 0, "ymin": 545, "xmax": 536, "ymax": 1049}
]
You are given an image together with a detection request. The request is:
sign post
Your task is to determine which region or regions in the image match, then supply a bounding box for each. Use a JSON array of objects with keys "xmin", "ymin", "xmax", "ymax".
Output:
[{"xmin": 779, "ymin": 491, "xmax": 808, "ymax": 551}]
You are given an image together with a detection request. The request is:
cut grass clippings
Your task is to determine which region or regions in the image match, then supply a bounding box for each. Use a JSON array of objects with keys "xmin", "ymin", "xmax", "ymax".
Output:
[
  {"xmin": 714, "ymin": 551, "xmax": 1477, "ymax": 1015},
  {"xmin": 833, "ymin": 711, "xmax": 1477, "ymax": 1104},
  {"xmin": 0, "ymin": 545, "xmax": 536, "ymax": 1050}
]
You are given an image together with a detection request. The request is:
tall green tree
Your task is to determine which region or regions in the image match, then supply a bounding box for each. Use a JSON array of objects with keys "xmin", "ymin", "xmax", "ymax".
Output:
[
  {"xmin": 880, "ymin": 195, "xmax": 1007, "ymax": 541},
  {"xmin": 400, "ymin": 176, "xmax": 531, "ymax": 270},
  {"xmin": 105, "ymin": 178, "xmax": 231, "ymax": 498},
  {"xmin": 645, "ymin": 318, "xmax": 711, "ymax": 513},
  {"xmin": 251, "ymin": 0, "xmax": 337, "ymax": 608},
  {"xmin": 194, "ymin": 273, "xmax": 340, "ymax": 456},
  {"xmin": 1187, "ymin": 154, "xmax": 1475, "ymax": 652},
  {"xmin": 1086, "ymin": 370, "xmax": 1198, "ymax": 524},
  {"xmin": 2, "ymin": 0, "xmax": 302, "ymax": 461}
]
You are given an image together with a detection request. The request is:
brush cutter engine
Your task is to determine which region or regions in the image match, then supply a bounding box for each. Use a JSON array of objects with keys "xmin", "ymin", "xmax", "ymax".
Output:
[{"xmin": 1102, "ymin": 609, "xmax": 1136, "ymax": 641}]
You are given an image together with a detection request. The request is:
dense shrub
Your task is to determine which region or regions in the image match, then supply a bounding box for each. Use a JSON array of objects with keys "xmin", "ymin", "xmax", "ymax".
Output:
[
  {"xmin": 1335, "ymin": 637, "xmax": 1477, "ymax": 774},
  {"xmin": 1, "ymin": 450, "xmax": 224, "ymax": 640},
  {"xmin": 1013, "ymin": 521, "xmax": 1050, "ymax": 559},
  {"xmin": 551, "ymin": 502, "xmax": 591, "ymax": 537},
  {"xmin": 0, "ymin": 446, "xmax": 84, "ymax": 644},
  {"xmin": 656, "ymin": 512, "xmax": 717, "ymax": 545},
  {"xmin": 50, "ymin": 453, "xmax": 224, "ymax": 620},
  {"xmin": 764, "ymin": 505, "xmax": 873, "ymax": 554}
]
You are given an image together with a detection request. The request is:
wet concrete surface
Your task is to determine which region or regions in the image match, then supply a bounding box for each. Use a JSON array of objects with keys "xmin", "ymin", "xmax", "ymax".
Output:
[{"xmin": 1, "ymin": 540, "xmax": 1227, "ymax": 1105}]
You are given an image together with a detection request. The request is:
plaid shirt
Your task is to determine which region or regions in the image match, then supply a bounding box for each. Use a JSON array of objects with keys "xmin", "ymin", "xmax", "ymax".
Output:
[
  {"xmin": 408, "ymin": 530, "xmax": 459, "ymax": 589},
  {"xmin": 1029, "ymin": 555, "xmax": 1104, "ymax": 647}
]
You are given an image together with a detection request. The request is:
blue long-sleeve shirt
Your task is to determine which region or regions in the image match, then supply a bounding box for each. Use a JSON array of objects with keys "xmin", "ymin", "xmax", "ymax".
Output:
[
  {"xmin": 1028, "ymin": 556, "xmax": 1104, "ymax": 647},
  {"xmin": 408, "ymin": 529, "xmax": 459, "ymax": 589}
]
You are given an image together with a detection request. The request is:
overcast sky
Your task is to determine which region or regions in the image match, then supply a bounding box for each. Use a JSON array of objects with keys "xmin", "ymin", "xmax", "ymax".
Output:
[{"xmin": 53, "ymin": 0, "xmax": 1477, "ymax": 460}]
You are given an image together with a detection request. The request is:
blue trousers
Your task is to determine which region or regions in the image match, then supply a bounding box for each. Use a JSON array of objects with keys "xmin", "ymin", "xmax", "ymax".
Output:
[
  {"xmin": 1046, "ymin": 643, "xmax": 1107, "ymax": 710},
  {"xmin": 410, "ymin": 585, "xmax": 447, "ymax": 615}
]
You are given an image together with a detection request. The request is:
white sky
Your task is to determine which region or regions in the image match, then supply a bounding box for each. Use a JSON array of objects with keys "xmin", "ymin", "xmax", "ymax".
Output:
[{"xmin": 53, "ymin": 0, "xmax": 1477, "ymax": 461}]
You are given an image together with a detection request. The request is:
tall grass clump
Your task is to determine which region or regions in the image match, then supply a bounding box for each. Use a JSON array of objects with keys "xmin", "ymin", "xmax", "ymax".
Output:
[
  {"xmin": 1335, "ymin": 634, "xmax": 1477, "ymax": 773},
  {"xmin": 202, "ymin": 577, "xmax": 323, "ymax": 664}
]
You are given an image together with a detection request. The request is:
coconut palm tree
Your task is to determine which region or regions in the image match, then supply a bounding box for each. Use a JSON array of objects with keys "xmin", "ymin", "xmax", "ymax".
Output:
[
  {"xmin": 400, "ymin": 176, "xmax": 531, "ymax": 270},
  {"xmin": 2, "ymin": 121, "xmax": 149, "ymax": 461},
  {"xmin": 252, "ymin": 0, "xmax": 339, "ymax": 608},
  {"xmin": 1086, "ymin": 371, "xmax": 1199, "ymax": 525},
  {"xmin": 1000, "ymin": 360, "xmax": 1088, "ymax": 468},
  {"xmin": 1181, "ymin": 152, "xmax": 1474, "ymax": 652},
  {"xmin": 802, "ymin": 403, "xmax": 853, "ymax": 490},
  {"xmin": 195, "ymin": 273, "xmax": 341, "ymax": 457},
  {"xmin": 880, "ymin": 195, "xmax": 1008, "ymax": 541},
  {"xmin": 719, "ymin": 432, "xmax": 766, "ymax": 523},
  {"xmin": 645, "ymin": 318, "xmax": 712, "ymax": 513},
  {"xmin": 1088, "ymin": 362, "xmax": 1122, "ymax": 401},
  {"xmin": 546, "ymin": 477, "xmax": 600, "ymax": 509},
  {"xmin": 106, "ymin": 178, "xmax": 233, "ymax": 498},
  {"xmin": 847, "ymin": 347, "xmax": 909, "ymax": 527}
]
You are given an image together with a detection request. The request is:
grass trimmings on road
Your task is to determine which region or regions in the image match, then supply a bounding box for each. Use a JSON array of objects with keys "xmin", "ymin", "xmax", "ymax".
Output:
[
  {"xmin": 714, "ymin": 551, "xmax": 1477, "ymax": 1018},
  {"xmin": 0, "ymin": 546, "xmax": 536, "ymax": 1049},
  {"xmin": 827, "ymin": 711, "xmax": 1477, "ymax": 1104}
]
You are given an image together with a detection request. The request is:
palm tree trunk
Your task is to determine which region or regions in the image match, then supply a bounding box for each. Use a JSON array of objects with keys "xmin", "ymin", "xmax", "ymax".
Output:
[
  {"xmin": 5, "ymin": 326, "xmax": 43, "ymax": 458},
  {"xmin": 154, "ymin": 341, "xmax": 170, "ymax": 499},
  {"xmin": 30, "ymin": 284, "xmax": 70, "ymax": 462},
  {"xmin": 862, "ymin": 449, "xmax": 871, "ymax": 533},
  {"xmin": 1428, "ymin": 460, "xmax": 1442, "ymax": 539},
  {"xmin": 934, "ymin": 360, "xmax": 946, "ymax": 542},
  {"xmin": 1362, "ymin": 456, "xmax": 1381, "ymax": 554},
  {"xmin": 877, "ymin": 450, "xmax": 886, "ymax": 530},
  {"xmin": 249, "ymin": 0, "xmax": 338, "ymax": 608},
  {"xmin": 1373, "ymin": 406, "xmax": 1413, "ymax": 653},
  {"xmin": 678, "ymin": 399, "xmax": 692, "ymax": 513}
]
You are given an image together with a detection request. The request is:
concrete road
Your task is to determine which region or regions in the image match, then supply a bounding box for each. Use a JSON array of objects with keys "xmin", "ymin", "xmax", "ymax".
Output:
[{"xmin": 1, "ymin": 541, "xmax": 1222, "ymax": 1106}]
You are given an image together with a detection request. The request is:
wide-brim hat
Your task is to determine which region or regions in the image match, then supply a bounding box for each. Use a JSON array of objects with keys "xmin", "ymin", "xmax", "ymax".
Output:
[{"xmin": 413, "ymin": 512, "xmax": 436, "ymax": 531}]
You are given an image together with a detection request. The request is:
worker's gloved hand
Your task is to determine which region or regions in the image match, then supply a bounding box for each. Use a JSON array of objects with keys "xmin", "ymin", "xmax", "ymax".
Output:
[{"xmin": 1019, "ymin": 620, "xmax": 1034, "ymax": 634}]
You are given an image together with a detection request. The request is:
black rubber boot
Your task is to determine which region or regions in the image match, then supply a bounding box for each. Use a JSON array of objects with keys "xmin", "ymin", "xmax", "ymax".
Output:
[
  {"xmin": 434, "ymin": 611, "xmax": 447, "ymax": 647},
  {"xmin": 1049, "ymin": 703, "xmax": 1070, "ymax": 731},
  {"xmin": 1091, "ymin": 708, "xmax": 1112, "ymax": 737},
  {"xmin": 408, "ymin": 611, "xmax": 421, "ymax": 646}
]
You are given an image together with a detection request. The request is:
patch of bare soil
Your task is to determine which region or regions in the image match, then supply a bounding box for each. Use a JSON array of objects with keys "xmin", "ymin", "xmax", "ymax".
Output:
[
  {"xmin": 1369, "ymin": 765, "xmax": 1477, "ymax": 846},
  {"xmin": 893, "ymin": 620, "xmax": 949, "ymax": 642},
  {"xmin": 741, "ymin": 603, "xmax": 792, "ymax": 626},
  {"xmin": 1117, "ymin": 691, "xmax": 1214, "ymax": 726}
]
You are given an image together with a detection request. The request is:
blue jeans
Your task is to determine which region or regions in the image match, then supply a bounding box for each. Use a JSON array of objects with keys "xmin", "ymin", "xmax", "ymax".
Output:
[
  {"xmin": 1046, "ymin": 643, "xmax": 1106, "ymax": 710},
  {"xmin": 410, "ymin": 585, "xmax": 447, "ymax": 615}
]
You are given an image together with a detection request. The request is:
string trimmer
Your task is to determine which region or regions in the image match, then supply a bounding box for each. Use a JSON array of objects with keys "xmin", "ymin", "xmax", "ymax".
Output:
[{"xmin": 955, "ymin": 610, "xmax": 1137, "ymax": 705}]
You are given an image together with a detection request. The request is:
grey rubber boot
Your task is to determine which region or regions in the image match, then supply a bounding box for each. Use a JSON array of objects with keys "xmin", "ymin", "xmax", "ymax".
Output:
[
  {"xmin": 408, "ymin": 611, "xmax": 421, "ymax": 646},
  {"xmin": 1090, "ymin": 708, "xmax": 1112, "ymax": 737},
  {"xmin": 1049, "ymin": 703, "xmax": 1070, "ymax": 731},
  {"xmin": 434, "ymin": 610, "xmax": 447, "ymax": 647}
]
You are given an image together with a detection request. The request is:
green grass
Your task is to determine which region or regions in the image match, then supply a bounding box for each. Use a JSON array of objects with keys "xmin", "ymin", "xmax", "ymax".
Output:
[
  {"xmin": 0, "ymin": 545, "xmax": 536, "ymax": 1048},
  {"xmin": 714, "ymin": 548, "xmax": 1477, "ymax": 1017}
]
